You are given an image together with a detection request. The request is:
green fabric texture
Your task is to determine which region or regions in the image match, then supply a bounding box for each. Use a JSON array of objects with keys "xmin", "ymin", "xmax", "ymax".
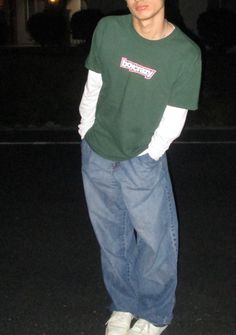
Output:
[{"xmin": 85, "ymin": 15, "xmax": 201, "ymax": 161}]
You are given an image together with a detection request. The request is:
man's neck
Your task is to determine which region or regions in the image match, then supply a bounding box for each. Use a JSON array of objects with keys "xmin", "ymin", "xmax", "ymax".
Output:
[{"xmin": 132, "ymin": 15, "xmax": 170, "ymax": 41}]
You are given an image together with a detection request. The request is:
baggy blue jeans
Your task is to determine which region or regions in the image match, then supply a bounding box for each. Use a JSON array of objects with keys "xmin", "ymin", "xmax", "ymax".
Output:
[{"xmin": 81, "ymin": 140, "xmax": 178, "ymax": 326}]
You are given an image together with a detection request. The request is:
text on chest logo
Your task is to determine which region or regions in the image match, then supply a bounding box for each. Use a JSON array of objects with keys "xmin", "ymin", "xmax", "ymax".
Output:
[{"xmin": 120, "ymin": 57, "xmax": 157, "ymax": 80}]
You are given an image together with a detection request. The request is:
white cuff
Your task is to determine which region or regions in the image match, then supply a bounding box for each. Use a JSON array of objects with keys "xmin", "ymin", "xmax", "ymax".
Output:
[
  {"xmin": 78, "ymin": 70, "xmax": 102, "ymax": 138},
  {"xmin": 147, "ymin": 105, "xmax": 188, "ymax": 160}
]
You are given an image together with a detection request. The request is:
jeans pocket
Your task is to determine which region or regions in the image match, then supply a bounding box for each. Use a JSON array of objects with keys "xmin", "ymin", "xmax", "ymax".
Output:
[
  {"xmin": 81, "ymin": 139, "xmax": 91, "ymax": 166},
  {"xmin": 141, "ymin": 153, "xmax": 157, "ymax": 165}
]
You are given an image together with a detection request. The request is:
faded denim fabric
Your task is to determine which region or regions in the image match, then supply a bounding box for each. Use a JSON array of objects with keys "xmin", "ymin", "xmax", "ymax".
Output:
[{"xmin": 81, "ymin": 140, "xmax": 178, "ymax": 326}]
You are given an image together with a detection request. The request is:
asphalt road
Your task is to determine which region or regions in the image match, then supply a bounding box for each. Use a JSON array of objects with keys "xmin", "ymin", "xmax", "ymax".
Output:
[{"xmin": 0, "ymin": 136, "xmax": 235, "ymax": 335}]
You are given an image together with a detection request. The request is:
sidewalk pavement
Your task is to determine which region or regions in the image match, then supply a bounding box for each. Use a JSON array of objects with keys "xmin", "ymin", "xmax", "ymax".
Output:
[{"xmin": 0, "ymin": 130, "xmax": 235, "ymax": 335}]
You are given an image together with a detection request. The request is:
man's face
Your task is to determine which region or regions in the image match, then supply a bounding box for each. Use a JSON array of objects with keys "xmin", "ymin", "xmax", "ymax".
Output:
[{"xmin": 126, "ymin": 0, "xmax": 165, "ymax": 21}]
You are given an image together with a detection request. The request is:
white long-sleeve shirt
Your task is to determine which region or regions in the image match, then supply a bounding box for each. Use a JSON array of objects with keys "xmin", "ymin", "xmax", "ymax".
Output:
[{"xmin": 79, "ymin": 70, "xmax": 188, "ymax": 161}]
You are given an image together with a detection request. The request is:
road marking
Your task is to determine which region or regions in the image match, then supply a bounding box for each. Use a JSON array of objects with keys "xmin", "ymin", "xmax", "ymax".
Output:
[{"xmin": 0, "ymin": 141, "xmax": 236, "ymax": 145}]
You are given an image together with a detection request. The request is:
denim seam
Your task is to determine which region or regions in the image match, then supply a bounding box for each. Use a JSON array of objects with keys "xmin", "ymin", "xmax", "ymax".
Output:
[
  {"xmin": 123, "ymin": 210, "xmax": 138, "ymax": 303},
  {"xmin": 163, "ymin": 171, "xmax": 178, "ymax": 261}
]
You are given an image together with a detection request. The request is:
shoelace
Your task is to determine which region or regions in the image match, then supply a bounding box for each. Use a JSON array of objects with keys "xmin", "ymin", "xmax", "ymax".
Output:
[
  {"xmin": 132, "ymin": 320, "xmax": 150, "ymax": 333},
  {"xmin": 106, "ymin": 312, "xmax": 132, "ymax": 327}
]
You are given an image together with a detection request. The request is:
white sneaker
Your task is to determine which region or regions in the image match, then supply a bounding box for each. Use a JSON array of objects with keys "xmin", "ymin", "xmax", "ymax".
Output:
[
  {"xmin": 105, "ymin": 311, "xmax": 134, "ymax": 335},
  {"xmin": 127, "ymin": 319, "xmax": 167, "ymax": 335}
]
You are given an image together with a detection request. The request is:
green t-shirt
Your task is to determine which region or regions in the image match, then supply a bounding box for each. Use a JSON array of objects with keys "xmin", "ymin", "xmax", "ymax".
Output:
[{"xmin": 85, "ymin": 15, "xmax": 201, "ymax": 161}]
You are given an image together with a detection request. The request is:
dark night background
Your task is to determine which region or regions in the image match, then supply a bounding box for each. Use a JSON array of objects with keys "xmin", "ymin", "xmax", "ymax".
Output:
[
  {"xmin": 0, "ymin": 1, "xmax": 235, "ymax": 334},
  {"xmin": 0, "ymin": 0, "xmax": 236, "ymax": 129}
]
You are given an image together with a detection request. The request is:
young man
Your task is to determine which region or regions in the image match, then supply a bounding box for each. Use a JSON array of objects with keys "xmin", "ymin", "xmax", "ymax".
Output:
[{"xmin": 79, "ymin": 1, "xmax": 201, "ymax": 334}]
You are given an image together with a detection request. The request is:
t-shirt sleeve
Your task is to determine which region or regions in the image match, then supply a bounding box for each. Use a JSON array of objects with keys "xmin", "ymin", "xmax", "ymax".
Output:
[
  {"xmin": 85, "ymin": 19, "xmax": 105, "ymax": 74},
  {"xmin": 168, "ymin": 52, "xmax": 202, "ymax": 111}
]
